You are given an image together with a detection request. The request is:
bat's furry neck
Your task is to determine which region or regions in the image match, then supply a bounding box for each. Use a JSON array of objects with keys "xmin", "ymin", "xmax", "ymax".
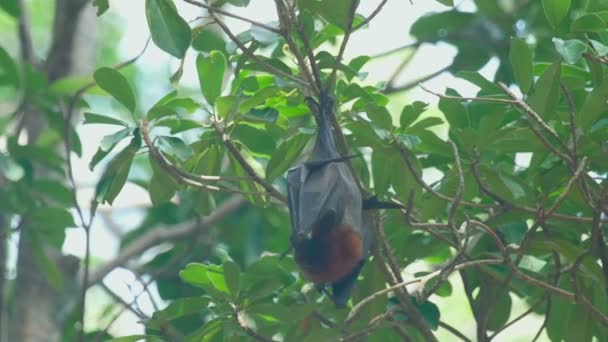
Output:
[{"xmin": 312, "ymin": 94, "xmax": 339, "ymax": 160}]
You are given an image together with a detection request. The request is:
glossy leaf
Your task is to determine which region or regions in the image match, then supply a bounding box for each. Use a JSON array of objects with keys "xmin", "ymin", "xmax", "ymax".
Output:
[
  {"xmin": 93, "ymin": 68, "xmax": 137, "ymax": 113},
  {"xmin": 542, "ymin": 0, "xmax": 571, "ymax": 28},
  {"xmin": 509, "ymin": 37, "xmax": 534, "ymax": 93},
  {"xmin": 93, "ymin": 0, "xmax": 109, "ymax": 15},
  {"xmin": 528, "ymin": 61, "xmax": 561, "ymax": 120},
  {"xmin": 222, "ymin": 261, "xmax": 241, "ymax": 300},
  {"xmin": 196, "ymin": 51, "xmax": 226, "ymax": 105},
  {"xmin": 145, "ymin": 0, "xmax": 191, "ymax": 58},
  {"xmin": 266, "ymin": 133, "xmax": 312, "ymax": 181},
  {"xmin": 571, "ymin": 13, "xmax": 607, "ymax": 32},
  {"xmin": 553, "ymin": 38, "xmax": 587, "ymax": 64}
]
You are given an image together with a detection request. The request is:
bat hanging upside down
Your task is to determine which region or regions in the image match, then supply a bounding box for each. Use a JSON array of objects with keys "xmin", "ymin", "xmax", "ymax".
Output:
[{"xmin": 287, "ymin": 93, "xmax": 398, "ymax": 308}]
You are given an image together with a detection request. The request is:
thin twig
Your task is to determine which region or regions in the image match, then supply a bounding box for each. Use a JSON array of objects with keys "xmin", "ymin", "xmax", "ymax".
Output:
[
  {"xmin": 497, "ymin": 82, "xmax": 573, "ymax": 164},
  {"xmin": 439, "ymin": 321, "xmax": 472, "ymax": 342},
  {"xmin": 209, "ymin": 12, "xmax": 308, "ymax": 88},
  {"xmin": 236, "ymin": 310, "xmax": 276, "ymax": 342},
  {"xmin": 182, "ymin": 0, "xmax": 282, "ymax": 34},
  {"xmin": 385, "ymin": 65, "xmax": 451, "ymax": 94},
  {"xmin": 140, "ymin": 120, "xmax": 260, "ymax": 197},
  {"xmin": 353, "ymin": 0, "xmax": 390, "ymax": 30},
  {"xmin": 345, "ymin": 259, "xmax": 503, "ymax": 325},
  {"xmin": 592, "ymin": 183, "xmax": 608, "ymax": 289},
  {"xmin": 561, "ymin": 83, "xmax": 579, "ymax": 162},
  {"xmin": 570, "ymin": 251, "xmax": 608, "ymax": 326},
  {"xmin": 393, "ymin": 140, "xmax": 489, "ymax": 209},
  {"xmin": 531, "ymin": 252, "xmax": 561, "ymax": 342},
  {"xmin": 421, "ymin": 84, "xmax": 516, "ymax": 104},
  {"xmin": 488, "ymin": 296, "xmax": 547, "ymax": 339},
  {"xmin": 273, "ymin": 0, "xmax": 318, "ymax": 96},
  {"xmin": 447, "ymin": 140, "xmax": 465, "ymax": 236},
  {"xmin": 278, "ymin": 0, "xmax": 323, "ymax": 94},
  {"xmin": 211, "ymin": 119, "xmax": 288, "ymax": 204},
  {"xmin": 326, "ymin": 0, "xmax": 359, "ymax": 93},
  {"xmin": 546, "ymin": 158, "xmax": 587, "ymax": 216}
]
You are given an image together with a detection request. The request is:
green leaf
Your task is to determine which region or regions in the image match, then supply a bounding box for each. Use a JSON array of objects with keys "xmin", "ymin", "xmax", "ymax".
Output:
[
  {"xmin": 498, "ymin": 221, "xmax": 527, "ymax": 245},
  {"xmin": 518, "ymin": 255, "xmax": 547, "ymax": 273},
  {"xmin": 300, "ymin": 0, "xmax": 356, "ymax": 30},
  {"xmin": 93, "ymin": 68, "xmax": 137, "ymax": 113},
  {"xmin": 95, "ymin": 137, "xmax": 139, "ymax": 205},
  {"xmin": 590, "ymin": 39, "xmax": 608, "ymax": 56},
  {"xmin": 100, "ymin": 128, "xmax": 132, "ymax": 152},
  {"xmin": 223, "ymin": 261, "xmax": 241, "ymax": 300},
  {"xmin": 157, "ymin": 136, "xmax": 193, "ymax": 161},
  {"xmin": 248, "ymin": 303, "xmax": 292, "ymax": 323},
  {"xmin": 26, "ymin": 233, "xmax": 64, "ymax": 289},
  {"xmin": 397, "ymin": 134, "xmax": 422, "ymax": 149},
  {"xmin": 93, "ymin": 0, "xmax": 109, "ymax": 16},
  {"xmin": 439, "ymin": 89, "xmax": 469, "ymax": 129},
  {"xmin": 192, "ymin": 27, "xmax": 226, "ymax": 54},
  {"xmin": 149, "ymin": 297, "xmax": 210, "ymax": 329},
  {"xmin": 486, "ymin": 291, "xmax": 512, "ymax": 331},
  {"xmin": 366, "ymin": 104, "xmax": 393, "ymax": 130},
  {"xmin": 231, "ymin": 124, "xmax": 275, "ymax": 157},
  {"xmin": 145, "ymin": 0, "xmax": 191, "ymax": 58},
  {"xmin": 528, "ymin": 61, "xmax": 561, "ymax": 120},
  {"xmin": 83, "ymin": 112, "xmax": 129, "ymax": 126},
  {"xmin": 372, "ymin": 148, "xmax": 391, "ymax": 195},
  {"xmin": 239, "ymin": 86, "xmax": 279, "ymax": 113},
  {"xmin": 553, "ymin": 38, "xmax": 587, "ymax": 64},
  {"xmin": 147, "ymin": 105, "xmax": 179, "ymax": 121},
  {"xmin": 196, "ymin": 51, "xmax": 226, "ymax": 105},
  {"xmin": 410, "ymin": 11, "xmax": 475, "ymax": 41},
  {"xmin": 411, "ymin": 297, "xmax": 440, "ymax": 330},
  {"xmin": 0, "ymin": 0, "xmax": 19, "ymax": 18},
  {"xmin": 32, "ymin": 180, "xmax": 73, "ymax": 206},
  {"xmin": 0, "ymin": 46, "xmax": 19, "ymax": 88},
  {"xmin": 266, "ymin": 133, "xmax": 312, "ymax": 181},
  {"xmin": 216, "ymin": 95, "xmax": 238, "ymax": 118},
  {"xmin": 0, "ymin": 153, "xmax": 24, "ymax": 181},
  {"xmin": 149, "ymin": 156, "xmax": 178, "ymax": 205},
  {"xmin": 435, "ymin": 0, "xmax": 454, "ymax": 5},
  {"xmin": 571, "ymin": 13, "xmax": 607, "ymax": 32},
  {"xmin": 400, "ymin": 101, "xmax": 428, "ymax": 128},
  {"xmin": 49, "ymin": 76, "xmax": 105, "ymax": 96},
  {"xmin": 509, "ymin": 37, "xmax": 534, "ymax": 93},
  {"xmin": 578, "ymin": 76, "xmax": 608, "ymax": 129},
  {"xmin": 542, "ymin": 0, "xmax": 571, "ymax": 29},
  {"xmin": 180, "ymin": 263, "xmax": 230, "ymax": 297},
  {"xmin": 408, "ymin": 117, "xmax": 443, "ymax": 132},
  {"xmin": 30, "ymin": 207, "xmax": 77, "ymax": 228}
]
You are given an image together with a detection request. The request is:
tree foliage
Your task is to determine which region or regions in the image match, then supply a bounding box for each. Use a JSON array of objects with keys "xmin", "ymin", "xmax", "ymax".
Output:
[{"xmin": 2, "ymin": 0, "xmax": 608, "ymax": 341}]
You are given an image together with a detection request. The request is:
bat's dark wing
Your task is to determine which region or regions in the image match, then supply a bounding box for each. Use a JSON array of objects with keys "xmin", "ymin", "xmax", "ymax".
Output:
[{"xmin": 287, "ymin": 160, "xmax": 363, "ymax": 240}]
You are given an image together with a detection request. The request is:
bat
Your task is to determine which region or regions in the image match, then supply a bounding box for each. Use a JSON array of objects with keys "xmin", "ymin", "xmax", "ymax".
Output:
[{"xmin": 287, "ymin": 93, "xmax": 374, "ymax": 307}]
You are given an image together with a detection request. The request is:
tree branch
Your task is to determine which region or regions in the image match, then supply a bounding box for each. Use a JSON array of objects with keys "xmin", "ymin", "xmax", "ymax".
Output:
[
  {"xmin": 211, "ymin": 119, "xmax": 288, "ymax": 204},
  {"xmin": 353, "ymin": 0, "xmax": 389, "ymax": 30}
]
